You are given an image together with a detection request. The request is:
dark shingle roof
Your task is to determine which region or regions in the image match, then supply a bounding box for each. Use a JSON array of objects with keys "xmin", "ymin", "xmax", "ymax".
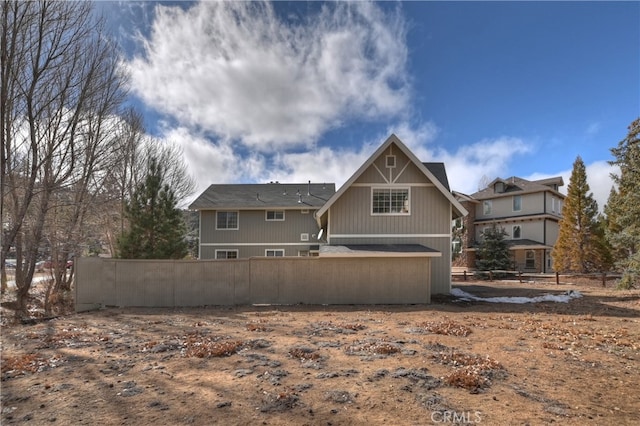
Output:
[
  {"xmin": 471, "ymin": 176, "xmax": 564, "ymax": 200},
  {"xmin": 189, "ymin": 183, "xmax": 336, "ymax": 210},
  {"xmin": 423, "ymin": 162, "xmax": 450, "ymax": 191}
]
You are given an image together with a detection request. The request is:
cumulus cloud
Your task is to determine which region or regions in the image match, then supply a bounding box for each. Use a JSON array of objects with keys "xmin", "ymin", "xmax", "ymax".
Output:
[{"xmin": 126, "ymin": 1, "xmax": 409, "ymax": 151}]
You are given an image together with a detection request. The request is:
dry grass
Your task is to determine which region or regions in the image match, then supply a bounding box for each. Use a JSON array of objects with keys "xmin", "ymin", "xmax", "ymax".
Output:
[{"xmin": 417, "ymin": 319, "xmax": 472, "ymax": 336}]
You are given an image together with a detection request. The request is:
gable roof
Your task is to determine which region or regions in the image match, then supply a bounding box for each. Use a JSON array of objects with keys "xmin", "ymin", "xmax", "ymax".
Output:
[
  {"xmin": 471, "ymin": 176, "xmax": 564, "ymax": 200},
  {"xmin": 189, "ymin": 182, "xmax": 336, "ymax": 210},
  {"xmin": 316, "ymin": 134, "xmax": 467, "ymax": 219},
  {"xmin": 423, "ymin": 162, "xmax": 450, "ymax": 192}
]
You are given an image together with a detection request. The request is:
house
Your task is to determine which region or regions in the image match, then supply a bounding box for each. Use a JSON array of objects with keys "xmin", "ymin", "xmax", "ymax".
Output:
[
  {"xmin": 189, "ymin": 182, "xmax": 336, "ymax": 259},
  {"xmin": 457, "ymin": 176, "xmax": 565, "ymax": 273},
  {"xmin": 190, "ymin": 134, "xmax": 467, "ymax": 295}
]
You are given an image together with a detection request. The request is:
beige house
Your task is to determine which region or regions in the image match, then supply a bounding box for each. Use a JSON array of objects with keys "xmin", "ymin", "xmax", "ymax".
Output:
[
  {"xmin": 457, "ymin": 176, "xmax": 565, "ymax": 273},
  {"xmin": 190, "ymin": 134, "xmax": 467, "ymax": 295}
]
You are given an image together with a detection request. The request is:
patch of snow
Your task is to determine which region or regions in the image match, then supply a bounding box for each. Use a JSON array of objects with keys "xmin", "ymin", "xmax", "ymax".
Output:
[{"xmin": 450, "ymin": 288, "xmax": 582, "ymax": 304}]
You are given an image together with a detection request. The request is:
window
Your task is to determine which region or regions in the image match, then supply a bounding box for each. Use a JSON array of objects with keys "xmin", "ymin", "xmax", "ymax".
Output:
[
  {"xmin": 512, "ymin": 225, "xmax": 521, "ymax": 239},
  {"xmin": 483, "ymin": 200, "xmax": 492, "ymax": 215},
  {"xmin": 300, "ymin": 233, "xmax": 309, "ymax": 241},
  {"xmin": 525, "ymin": 250, "xmax": 535, "ymax": 269},
  {"xmin": 216, "ymin": 211, "xmax": 238, "ymax": 229},
  {"xmin": 266, "ymin": 210, "xmax": 285, "ymax": 221},
  {"xmin": 372, "ymin": 188, "xmax": 409, "ymax": 214},
  {"xmin": 551, "ymin": 197, "xmax": 556, "ymax": 213},
  {"xmin": 265, "ymin": 249, "xmax": 284, "ymax": 257},
  {"xmin": 513, "ymin": 195, "xmax": 522, "ymax": 212},
  {"xmin": 215, "ymin": 250, "xmax": 238, "ymax": 259},
  {"xmin": 386, "ymin": 155, "xmax": 396, "ymax": 168},
  {"xmin": 298, "ymin": 250, "xmax": 309, "ymax": 257}
]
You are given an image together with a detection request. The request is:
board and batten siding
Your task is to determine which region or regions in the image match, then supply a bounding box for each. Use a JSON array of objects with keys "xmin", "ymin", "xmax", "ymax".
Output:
[
  {"xmin": 326, "ymin": 154, "xmax": 453, "ymax": 294},
  {"xmin": 329, "ymin": 186, "xmax": 450, "ymax": 235},
  {"xmin": 199, "ymin": 209, "xmax": 320, "ymax": 258}
]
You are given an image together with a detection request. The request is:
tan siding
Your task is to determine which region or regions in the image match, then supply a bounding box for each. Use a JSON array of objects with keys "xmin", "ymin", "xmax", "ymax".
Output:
[
  {"xmin": 330, "ymin": 186, "xmax": 450, "ymax": 236},
  {"xmin": 199, "ymin": 209, "xmax": 320, "ymax": 256}
]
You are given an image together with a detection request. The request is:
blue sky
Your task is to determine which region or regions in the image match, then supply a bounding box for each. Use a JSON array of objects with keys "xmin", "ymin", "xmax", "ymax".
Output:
[{"xmin": 100, "ymin": 1, "xmax": 639, "ymax": 208}]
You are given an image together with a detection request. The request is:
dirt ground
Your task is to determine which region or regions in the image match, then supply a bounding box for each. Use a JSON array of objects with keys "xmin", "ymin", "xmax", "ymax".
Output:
[{"xmin": 1, "ymin": 278, "xmax": 639, "ymax": 425}]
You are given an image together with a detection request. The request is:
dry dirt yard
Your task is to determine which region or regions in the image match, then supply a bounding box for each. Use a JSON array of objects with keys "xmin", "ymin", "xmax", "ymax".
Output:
[{"xmin": 1, "ymin": 279, "xmax": 639, "ymax": 425}]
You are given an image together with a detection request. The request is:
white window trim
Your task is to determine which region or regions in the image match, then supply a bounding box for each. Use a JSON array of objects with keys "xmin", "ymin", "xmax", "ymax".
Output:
[
  {"xmin": 265, "ymin": 210, "xmax": 285, "ymax": 221},
  {"xmin": 512, "ymin": 195, "xmax": 522, "ymax": 212},
  {"xmin": 386, "ymin": 155, "xmax": 396, "ymax": 168},
  {"xmin": 216, "ymin": 211, "xmax": 239, "ymax": 230},
  {"xmin": 371, "ymin": 187, "xmax": 410, "ymax": 216},
  {"xmin": 215, "ymin": 249, "xmax": 238, "ymax": 259},
  {"xmin": 512, "ymin": 225, "xmax": 521, "ymax": 239},
  {"xmin": 300, "ymin": 233, "xmax": 309, "ymax": 241},
  {"xmin": 265, "ymin": 249, "xmax": 285, "ymax": 257},
  {"xmin": 483, "ymin": 200, "xmax": 492, "ymax": 215}
]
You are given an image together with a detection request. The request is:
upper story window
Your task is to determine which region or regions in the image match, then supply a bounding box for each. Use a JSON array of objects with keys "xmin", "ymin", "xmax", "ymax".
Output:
[
  {"xmin": 483, "ymin": 200, "xmax": 492, "ymax": 215},
  {"xmin": 372, "ymin": 188, "xmax": 409, "ymax": 214},
  {"xmin": 266, "ymin": 210, "xmax": 285, "ymax": 221},
  {"xmin": 512, "ymin": 225, "xmax": 521, "ymax": 239},
  {"xmin": 513, "ymin": 195, "xmax": 522, "ymax": 212},
  {"xmin": 216, "ymin": 211, "xmax": 238, "ymax": 230},
  {"xmin": 386, "ymin": 155, "xmax": 396, "ymax": 168}
]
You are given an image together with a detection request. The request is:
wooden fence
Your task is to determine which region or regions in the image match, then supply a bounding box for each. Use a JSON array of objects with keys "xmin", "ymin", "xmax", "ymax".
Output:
[{"xmin": 75, "ymin": 256, "xmax": 432, "ymax": 311}]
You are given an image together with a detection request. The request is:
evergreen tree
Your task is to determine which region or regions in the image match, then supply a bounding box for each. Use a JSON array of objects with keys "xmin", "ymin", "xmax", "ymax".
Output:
[
  {"xmin": 118, "ymin": 157, "xmax": 188, "ymax": 259},
  {"xmin": 476, "ymin": 223, "xmax": 511, "ymax": 272},
  {"xmin": 606, "ymin": 118, "xmax": 640, "ymax": 288},
  {"xmin": 551, "ymin": 156, "xmax": 610, "ymax": 273}
]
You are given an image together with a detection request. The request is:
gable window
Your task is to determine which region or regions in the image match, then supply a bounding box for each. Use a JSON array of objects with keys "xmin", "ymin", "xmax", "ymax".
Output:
[
  {"xmin": 372, "ymin": 188, "xmax": 409, "ymax": 214},
  {"xmin": 512, "ymin": 225, "xmax": 521, "ymax": 239},
  {"xmin": 483, "ymin": 200, "xmax": 492, "ymax": 215},
  {"xmin": 513, "ymin": 195, "xmax": 522, "ymax": 212},
  {"xmin": 265, "ymin": 249, "xmax": 284, "ymax": 257},
  {"xmin": 386, "ymin": 155, "xmax": 396, "ymax": 168},
  {"xmin": 266, "ymin": 210, "xmax": 285, "ymax": 221},
  {"xmin": 216, "ymin": 211, "xmax": 238, "ymax": 229},
  {"xmin": 215, "ymin": 250, "xmax": 238, "ymax": 259}
]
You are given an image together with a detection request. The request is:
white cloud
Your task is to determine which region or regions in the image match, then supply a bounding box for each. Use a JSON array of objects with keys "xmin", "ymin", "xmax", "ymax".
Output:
[
  {"xmin": 434, "ymin": 137, "xmax": 533, "ymax": 194},
  {"xmin": 126, "ymin": 1, "xmax": 409, "ymax": 151}
]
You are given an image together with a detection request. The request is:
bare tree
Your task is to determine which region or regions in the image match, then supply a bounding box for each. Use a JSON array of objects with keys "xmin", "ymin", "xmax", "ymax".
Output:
[{"xmin": 1, "ymin": 1, "xmax": 126, "ymax": 317}]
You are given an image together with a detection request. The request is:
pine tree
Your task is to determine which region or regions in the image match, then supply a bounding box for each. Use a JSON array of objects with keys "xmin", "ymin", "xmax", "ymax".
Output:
[
  {"xmin": 606, "ymin": 118, "xmax": 640, "ymax": 288},
  {"xmin": 551, "ymin": 156, "xmax": 609, "ymax": 273},
  {"xmin": 476, "ymin": 223, "xmax": 511, "ymax": 272},
  {"xmin": 118, "ymin": 157, "xmax": 188, "ymax": 259}
]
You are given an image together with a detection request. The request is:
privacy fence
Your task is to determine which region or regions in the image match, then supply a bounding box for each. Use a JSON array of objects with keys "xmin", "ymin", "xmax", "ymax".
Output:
[{"xmin": 75, "ymin": 256, "xmax": 431, "ymax": 311}]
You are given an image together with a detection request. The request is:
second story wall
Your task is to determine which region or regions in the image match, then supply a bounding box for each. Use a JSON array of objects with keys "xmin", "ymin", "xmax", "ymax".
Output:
[
  {"xmin": 200, "ymin": 209, "xmax": 321, "ymax": 245},
  {"xmin": 329, "ymin": 185, "xmax": 451, "ymax": 236}
]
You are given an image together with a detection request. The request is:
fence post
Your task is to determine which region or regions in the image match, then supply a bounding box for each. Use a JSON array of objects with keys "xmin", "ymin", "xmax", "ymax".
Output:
[
  {"xmin": 518, "ymin": 271, "xmax": 522, "ymax": 283},
  {"xmin": 602, "ymin": 272, "xmax": 606, "ymax": 287},
  {"xmin": 555, "ymin": 272, "xmax": 559, "ymax": 285},
  {"xmin": 489, "ymin": 270, "xmax": 493, "ymax": 281},
  {"xmin": 463, "ymin": 270, "xmax": 467, "ymax": 281}
]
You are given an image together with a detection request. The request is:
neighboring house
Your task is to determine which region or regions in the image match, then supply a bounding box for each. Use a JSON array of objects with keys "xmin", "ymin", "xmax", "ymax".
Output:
[
  {"xmin": 457, "ymin": 176, "xmax": 565, "ymax": 273},
  {"xmin": 190, "ymin": 134, "xmax": 467, "ymax": 295},
  {"xmin": 189, "ymin": 182, "xmax": 336, "ymax": 259}
]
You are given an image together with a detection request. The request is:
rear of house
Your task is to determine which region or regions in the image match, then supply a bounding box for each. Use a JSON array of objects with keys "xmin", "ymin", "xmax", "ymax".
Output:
[
  {"xmin": 189, "ymin": 183, "xmax": 336, "ymax": 259},
  {"xmin": 315, "ymin": 134, "xmax": 467, "ymax": 295}
]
